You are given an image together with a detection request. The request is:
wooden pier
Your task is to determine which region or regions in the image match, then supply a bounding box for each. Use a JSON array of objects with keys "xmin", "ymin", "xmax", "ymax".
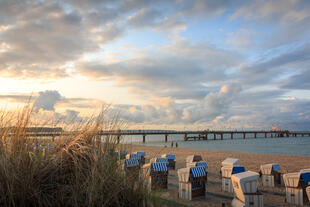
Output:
[
  {"xmin": 99, "ymin": 129, "xmax": 310, "ymax": 143},
  {"xmin": 5, "ymin": 128, "xmax": 310, "ymax": 143}
]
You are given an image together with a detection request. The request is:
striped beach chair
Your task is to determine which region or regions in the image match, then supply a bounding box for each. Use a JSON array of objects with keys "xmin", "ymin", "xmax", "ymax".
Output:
[
  {"xmin": 142, "ymin": 162, "xmax": 168, "ymax": 190},
  {"xmin": 177, "ymin": 166, "xmax": 207, "ymax": 200},
  {"xmin": 161, "ymin": 154, "xmax": 176, "ymax": 170}
]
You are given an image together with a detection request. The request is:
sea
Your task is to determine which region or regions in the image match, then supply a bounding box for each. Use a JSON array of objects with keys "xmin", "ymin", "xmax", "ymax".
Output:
[{"xmin": 122, "ymin": 134, "xmax": 310, "ymax": 157}]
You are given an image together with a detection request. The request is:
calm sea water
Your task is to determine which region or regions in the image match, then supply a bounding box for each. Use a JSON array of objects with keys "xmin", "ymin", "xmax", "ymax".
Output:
[{"xmin": 122, "ymin": 134, "xmax": 310, "ymax": 157}]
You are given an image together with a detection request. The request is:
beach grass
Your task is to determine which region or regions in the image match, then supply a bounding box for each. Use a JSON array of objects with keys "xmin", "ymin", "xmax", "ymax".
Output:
[{"xmin": 0, "ymin": 105, "xmax": 154, "ymax": 207}]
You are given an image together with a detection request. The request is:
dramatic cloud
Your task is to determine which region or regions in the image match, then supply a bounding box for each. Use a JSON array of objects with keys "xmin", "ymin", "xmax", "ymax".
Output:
[
  {"xmin": 33, "ymin": 91, "xmax": 62, "ymax": 112},
  {"xmin": 1, "ymin": 0, "xmax": 310, "ymax": 130},
  {"xmin": 78, "ymin": 38, "xmax": 242, "ymax": 100}
]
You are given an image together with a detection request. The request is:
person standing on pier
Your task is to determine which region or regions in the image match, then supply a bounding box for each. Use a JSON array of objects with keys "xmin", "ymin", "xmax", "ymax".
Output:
[{"xmin": 171, "ymin": 141, "xmax": 174, "ymax": 148}]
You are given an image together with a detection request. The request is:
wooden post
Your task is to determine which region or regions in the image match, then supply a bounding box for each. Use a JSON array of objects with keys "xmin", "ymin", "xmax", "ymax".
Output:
[
  {"xmin": 213, "ymin": 133, "xmax": 216, "ymax": 140},
  {"xmin": 243, "ymin": 132, "xmax": 246, "ymax": 139},
  {"xmin": 264, "ymin": 132, "xmax": 267, "ymax": 138},
  {"xmin": 165, "ymin": 134, "xmax": 168, "ymax": 142},
  {"xmin": 142, "ymin": 134, "xmax": 146, "ymax": 143},
  {"xmin": 220, "ymin": 133, "xmax": 223, "ymax": 140},
  {"xmin": 254, "ymin": 133, "xmax": 257, "ymax": 139},
  {"xmin": 204, "ymin": 133, "xmax": 208, "ymax": 140},
  {"xmin": 230, "ymin": 133, "xmax": 233, "ymax": 139},
  {"xmin": 184, "ymin": 133, "xmax": 187, "ymax": 141}
]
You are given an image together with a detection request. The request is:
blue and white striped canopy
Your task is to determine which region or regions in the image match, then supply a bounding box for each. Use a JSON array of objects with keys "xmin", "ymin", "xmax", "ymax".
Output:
[
  {"xmin": 156, "ymin": 158, "xmax": 169, "ymax": 163},
  {"xmin": 125, "ymin": 159, "xmax": 140, "ymax": 167},
  {"xmin": 136, "ymin": 152, "xmax": 146, "ymax": 156},
  {"xmin": 129, "ymin": 154, "xmax": 142, "ymax": 160},
  {"xmin": 195, "ymin": 161, "xmax": 208, "ymax": 169},
  {"xmin": 190, "ymin": 167, "xmax": 206, "ymax": 178},
  {"xmin": 164, "ymin": 154, "xmax": 176, "ymax": 160},
  {"xmin": 151, "ymin": 162, "xmax": 168, "ymax": 172}
]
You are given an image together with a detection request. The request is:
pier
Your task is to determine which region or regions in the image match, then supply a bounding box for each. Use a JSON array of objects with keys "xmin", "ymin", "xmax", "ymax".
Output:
[
  {"xmin": 6, "ymin": 128, "xmax": 310, "ymax": 143},
  {"xmin": 99, "ymin": 130, "xmax": 310, "ymax": 143}
]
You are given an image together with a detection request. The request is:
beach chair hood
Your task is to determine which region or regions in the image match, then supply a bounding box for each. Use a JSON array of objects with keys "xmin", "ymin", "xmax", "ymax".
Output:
[
  {"xmin": 283, "ymin": 172, "xmax": 310, "ymax": 188},
  {"xmin": 124, "ymin": 159, "xmax": 140, "ymax": 167},
  {"xmin": 221, "ymin": 165, "xmax": 245, "ymax": 178},
  {"xmin": 161, "ymin": 154, "xmax": 176, "ymax": 160},
  {"xmin": 143, "ymin": 163, "xmax": 168, "ymax": 176},
  {"xmin": 151, "ymin": 162, "xmax": 168, "ymax": 172},
  {"xmin": 150, "ymin": 157, "xmax": 169, "ymax": 163},
  {"xmin": 186, "ymin": 155, "xmax": 202, "ymax": 163},
  {"xmin": 178, "ymin": 167, "xmax": 206, "ymax": 182},
  {"xmin": 221, "ymin": 158, "xmax": 240, "ymax": 167},
  {"xmin": 195, "ymin": 161, "xmax": 208, "ymax": 169},
  {"xmin": 260, "ymin": 163, "xmax": 281, "ymax": 175},
  {"xmin": 134, "ymin": 151, "xmax": 146, "ymax": 157},
  {"xmin": 126, "ymin": 153, "xmax": 142, "ymax": 160},
  {"xmin": 300, "ymin": 168, "xmax": 310, "ymax": 173}
]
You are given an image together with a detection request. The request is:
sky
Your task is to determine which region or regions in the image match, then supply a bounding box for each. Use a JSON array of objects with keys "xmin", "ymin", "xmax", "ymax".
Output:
[{"xmin": 1, "ymin": 0, "xmax": 310, "ymax": 130}]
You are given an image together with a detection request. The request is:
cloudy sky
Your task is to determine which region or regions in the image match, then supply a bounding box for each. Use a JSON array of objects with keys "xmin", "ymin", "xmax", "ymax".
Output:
[{"xmin": 1, "ymin": 0, "xmax": 310, "ymax": 130}]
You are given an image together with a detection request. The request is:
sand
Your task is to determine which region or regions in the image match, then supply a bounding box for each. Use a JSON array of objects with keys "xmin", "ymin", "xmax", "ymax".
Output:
[{"xmin": 128, "ymin": 145, "xmax": 310, "ymax": 207}]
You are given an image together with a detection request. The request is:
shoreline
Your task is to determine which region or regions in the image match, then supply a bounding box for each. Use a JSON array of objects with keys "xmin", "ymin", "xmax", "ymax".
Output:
[
  {"xmin": 126, "ymin": 145, "xmax": 310, "ymax": 206},
  {"xmin": 133, "ymin": 142, "xmax": 310, "ymax": 158}
]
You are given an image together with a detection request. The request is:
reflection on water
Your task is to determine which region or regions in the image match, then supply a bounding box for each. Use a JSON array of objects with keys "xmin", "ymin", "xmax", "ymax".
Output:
[{"xmin": 121, "ymin": 134, "xmax": 310, "ymax": 157}]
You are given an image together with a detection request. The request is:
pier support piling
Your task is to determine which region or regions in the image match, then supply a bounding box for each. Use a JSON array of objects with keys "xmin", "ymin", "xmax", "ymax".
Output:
[
  {"xmin": 220, "ymin": 133, "xmax": 223, "ymax": 140},
  {"xmin": 204, "ymin": 133, "xmax": 208, "ymax": 140},
  {"xmin": 264, "ymin": 132, "xmax": 267, "ymax": 138},
  {"xmin": 243, "ymin": 132, "xmax": 246, "ymax": 139},
  {"xmin": 213, "ymin": 133, "xmax": 216, "ymax": 140},
  {"xmin": 184, "ymin": 133, "xmax": 188, "ymax": 141},
  {"xmin": 230, "ymin": 133, "xmax": 233, "ymax": 139},
  {"xmin": 142, "ymin": 134, "xmax": 146, "ymax": 143},
  {"xmin": 164, "ymin": 134, "xmax": 168, "ymax": 142},
  {"xmin": 254, "ymin": 133, "xmax": 257, "ymax": 138}
]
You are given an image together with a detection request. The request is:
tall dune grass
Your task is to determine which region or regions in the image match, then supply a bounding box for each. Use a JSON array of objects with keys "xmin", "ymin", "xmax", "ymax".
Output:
[{"xmin": 0, "ymin": 106, "xmax": 152, "ymax": 207}]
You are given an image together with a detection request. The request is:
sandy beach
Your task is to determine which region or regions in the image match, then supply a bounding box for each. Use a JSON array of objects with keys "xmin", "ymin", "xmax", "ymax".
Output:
[{"xmin": 128, "ymin": 145, "xmax": 310, "ymax": 207}]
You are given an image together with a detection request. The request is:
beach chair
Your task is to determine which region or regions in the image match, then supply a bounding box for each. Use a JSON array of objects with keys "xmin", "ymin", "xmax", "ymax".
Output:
[
  {"xmin": 133, "ymin": 151, "xmax": 146, "ymax": 165},
  {"xmin": 187, "ymin": 161, "xmax": 208, "ymax": 182},
  {"xmin": 119, "ymin": 150, "xmax": 128, "ymax": 159},
  {"xmin": 123, "ymin": 158, "xmax": 140, "ymax": 180},
  {"xmin": 150, "ymin": 157, "xmax": 169, "ymax": 165},
  {"xmin": 221, "ymin": 165, "xmax": 246, "ymax": 193},
  {"xmin": 186, "ymin": 155, "xmax": 203, "ymax": 168},
  {"xmin": 259, "ymin": 163, "xmax": 282, "ymax": 187},
  {"xmin": 142, "ymin": 162, "xmax": 168, "ymax": 191},
  {"xmin": 221, "ymin": 158, "xmax": 240, "ymax": 174},
  {"xmin": 177, "ymin": 166, "xmax": 207, "ymax": 200},
  {"xmin": 231, "ymin": 171, "xmax": 263, "ymax": 207},
  {"xmin": 283, "ymin": 172, "xmax": 310, "ymax": 206},
  {"xmin": 161, "ymin": 154, "xmax": 176, "ymax": 170}
]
